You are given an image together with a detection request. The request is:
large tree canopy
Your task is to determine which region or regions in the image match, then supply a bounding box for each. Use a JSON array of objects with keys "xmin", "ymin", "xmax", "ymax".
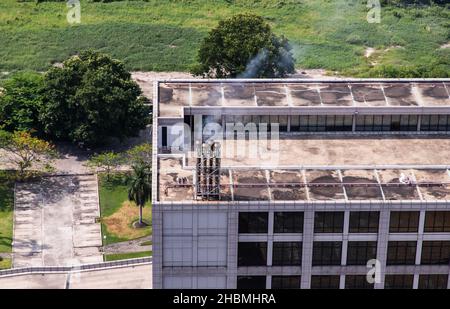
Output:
[
  {"xmin": 191, "ymin": 14, "xmax": 295, "ymax": 78},
  {"xmin": 0, "ymin": 72, "xmax": 44, "ymax": 133},
  {"xmin": 40, "ymin": 50, "xmax": 149, "ymax": 147}
]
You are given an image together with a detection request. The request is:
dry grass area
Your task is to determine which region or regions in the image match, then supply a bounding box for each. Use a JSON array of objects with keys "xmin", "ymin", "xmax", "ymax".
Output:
[{"xmin": 102, "ymin": 201, "xmax": 152, "ymax": 242}]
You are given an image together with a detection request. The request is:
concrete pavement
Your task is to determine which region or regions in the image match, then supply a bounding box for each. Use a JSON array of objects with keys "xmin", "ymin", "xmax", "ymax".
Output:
[
  {"xmin": 0, "ymin": 264, "xmax": 152, "ymax": 289},
  {"xmin": 13, "ymin": 175, "xmax": 103, "ymax": 267}
]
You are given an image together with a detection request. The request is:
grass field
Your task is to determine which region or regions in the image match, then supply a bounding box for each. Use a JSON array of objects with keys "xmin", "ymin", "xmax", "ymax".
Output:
[
  {"xmin": 0, "ymin": 171, "xmax": 14, "ymax": 254},
  {"xmin": 98, "ymin": 173, "xmax": 152, "ymax": 246},
  {"xmin": 0, "ymin": 258, "xmax": 12, "ymax": 270},
  {"xmin": 0, "ymin": 0, "xmax": 448, "ymax": 76},
  {"xmin": 104, "ymin": 251, "xmax": 152, "ymax": 262}
]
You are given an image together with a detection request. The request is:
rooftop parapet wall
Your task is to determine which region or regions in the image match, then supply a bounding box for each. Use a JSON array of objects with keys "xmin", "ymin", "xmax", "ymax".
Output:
[
  {"xmin": 157, "ymin": 155, "xmax": 450, "ymax": 203},
  {"xmin": 157, "ymin": 80, "xmax": 450, "ymax": 118}
]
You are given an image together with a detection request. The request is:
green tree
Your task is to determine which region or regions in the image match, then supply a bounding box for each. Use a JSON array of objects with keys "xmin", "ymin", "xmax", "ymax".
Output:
[
  {"xmin": 191, "ymin": 14, "xmax": 295, "ymax": 78},
  {"xmin": 126, "ymin": 143, "xmax": 152, "ymax": 167},
  {"xmin": 0, "ymin": 130, "xmax": 56, "ymax": 179},
  {"xmin": 0, "ymin": 72, "xmax": 44, "ymax": 133},
  {"xmin": 128, "ymin": 164, "xmax": 151, "ymax": 227},
  {"xmin": 40, "ymin": 50, "xmax": 150, "ymax": 147},
  {"xmin": 86, "ymin": 151, "xmax": 124, "ymax": 180}
]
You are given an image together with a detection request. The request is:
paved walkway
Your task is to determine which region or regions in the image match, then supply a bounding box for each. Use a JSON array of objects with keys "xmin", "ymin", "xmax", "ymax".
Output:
[
  {"xmin": 13, "ymin": 175, "xmax": 103, "ymax": 267},
  {"xmin": 103, "ymin": 236, "xmax": 152, "ymax": 254},
  {"xmin": 0, "ymin": 264, "xmax": 152, "ymax": 289}
]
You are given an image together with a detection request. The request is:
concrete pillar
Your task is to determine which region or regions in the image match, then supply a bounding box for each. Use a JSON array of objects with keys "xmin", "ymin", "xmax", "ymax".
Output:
[
  {"xmin": 227, "ymin": 209, "xmax": 239, "ymax": 288},
  {"xmin": 374, "ymin": 208, "xmax": 390, "ymax": 289},
  {"xmin": 152, "ymin": 207, "xmax": 164, "ymax": 289},
  {"xmin": 301, "ymin": 209, "xmax": 314, "ymax": 289}
]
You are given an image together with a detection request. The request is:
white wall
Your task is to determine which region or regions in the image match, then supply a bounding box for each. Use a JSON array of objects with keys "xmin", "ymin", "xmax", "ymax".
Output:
[
  {"xmin": 162, "ymin": 211, "xmax": 228, "ymax": 267},
  {"xmin": 163, "ymin": 275, "xmax": 227, "ymax": 289}
]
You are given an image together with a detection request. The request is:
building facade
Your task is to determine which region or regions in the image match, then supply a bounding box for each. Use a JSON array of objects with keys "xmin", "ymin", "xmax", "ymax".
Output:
[{"xmin": 152, "ymin": 79, "xmax": 450, "ymax": 289}]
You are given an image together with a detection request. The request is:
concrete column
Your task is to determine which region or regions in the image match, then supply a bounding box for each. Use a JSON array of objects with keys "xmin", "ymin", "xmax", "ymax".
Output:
[
  {"xmin": 267, "ymin": 212, "xmax": 274, "ymax": 266},
  {"xmin": 340, "ymin": 274, "xmax": 346, "ymax": 289},
  {"xmin": 192, "ymin": 212, "xmax": 198, "ymax": 267},
  {"xmin": 266, "ymin": 275, "xmax": 272, "ymax": 289},
  {"xmin": 152, "ymin": 207, "xmax": 164, "ymax": 289},
  {"xmin": 413, "ymin": 210, "xmax": 426, "ymax": 289},
  {"xmin": 301, "ymin": 209, "xmax": 314, "ymax": 289},
  {"xmin": 413, "ymin": 274, "xmax": 420, "ymax": 289},
  {"xmin": 374, "ymin": 208, "xmax": 390, "ymax": 289},
  {"xmin": 227, "ymin": 209, "xmax": 239, "ymax": 288}
]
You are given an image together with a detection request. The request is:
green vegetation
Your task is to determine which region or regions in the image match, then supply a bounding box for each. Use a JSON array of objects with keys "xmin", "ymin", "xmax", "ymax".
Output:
[
  {"xmin": 86, "ymin": 152, "xmax": 124, "ymax": 180},
  {"xmin": 0, "ymin": 130, "xmax": 56, "ymax": 179},
  {"xmin": 192, "ymin": 14, "xmax": 295, "ymax": 78},
  {"xmin": 104, "ymin": 251, "xmax": 152, "ymax": 262},
  {"xmin": 0, "ymin": 51, "xmax": 150, "ymax": 148},
  {"xmin": 0, "ymin": 171, "xmax": 14, "ymax": 254},
  {"xmin": 0, "ymin": 0, "xmax": 448, "ymax": 77},
  {"xmin": 98, "ymin": 173, "xmax": 151, "ymax": 246},
  {"xmin": 0, "ymin": 72, "xmax": 44, "ymax": 132},
  {"xmin": 139, "ymin": 240, "xmax": 152, "ymax": 246},
  {"xmin": 0, "ymin": 258, "xmax": 12, "ymax": 270},
  {"xmin": 127, "ymin": 164, "xmax": 151, "ymax": 227},
  {"xmin": 40, "ymin": 50, "xmax": 149, "ymax": 147}
]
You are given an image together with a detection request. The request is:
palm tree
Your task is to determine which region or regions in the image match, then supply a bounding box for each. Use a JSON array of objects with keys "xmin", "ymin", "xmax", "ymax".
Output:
[{"xmin": 128, "ymin": 163, "xmax": 151, "ymax": 227}]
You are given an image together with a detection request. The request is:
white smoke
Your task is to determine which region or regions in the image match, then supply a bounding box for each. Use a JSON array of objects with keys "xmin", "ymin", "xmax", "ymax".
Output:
[{"xmin": 237, "ymin": 48, "xmax": 269, "ymax": 78}]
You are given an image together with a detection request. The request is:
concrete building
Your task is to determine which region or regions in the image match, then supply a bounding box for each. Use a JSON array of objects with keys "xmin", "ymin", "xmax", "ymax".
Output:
[{"xmin": 152, "ymin": 79, "xmax": 450, "ymax": 289}]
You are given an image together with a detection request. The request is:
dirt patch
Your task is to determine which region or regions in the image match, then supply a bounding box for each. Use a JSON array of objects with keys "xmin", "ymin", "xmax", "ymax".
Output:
[
  {"xmin": 102, "ymin": 201, "xmax": 152, "ymax": 240},
  {"xmin": 440, "ymin": 42, "xmax": 450, "ymax": 49},
  {"xmin": 365, "ymin": 47, "xmax": 375, "ymax": 58}
]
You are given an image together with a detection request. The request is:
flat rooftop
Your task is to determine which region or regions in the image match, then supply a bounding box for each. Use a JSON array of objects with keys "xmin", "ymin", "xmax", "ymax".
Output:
[
  {"xmin": 154, "ymin": 79, "xmax": 450, "ymax": 203},
  {"xmin": 158, "ymin": 156, "xmax": 450, "ymax": 202},
  {"xmin": 186, "ymin": 135, "xmax": 450, "ymax": 167},
  {"xmin": 157, "ymin": 80, "xmax": 450, "ymax": 117}
]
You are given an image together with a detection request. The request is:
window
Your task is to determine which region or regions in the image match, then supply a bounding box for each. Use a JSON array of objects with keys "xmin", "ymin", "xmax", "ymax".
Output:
[
  {"xmin": 279, "ymin": 115, "xmax": 288, "ymax": 132},
  {"xmin": 314, "ymin": 212, "xmax": 344, "ymax": 233},
  {"xmin": 237, "ymin": 276, "xmax": 266, "ymax": 289},
  {"xmin": 274, "ymin": 212, "xmax": 304, "ymax": 233},
  {"xmin": 355, "ymin": 115, "xmax": 419, "ymax": 132},
  {"xmin": 438, "ymin": 115, "xmax": 449, "ymax": 131},
  {"xmin": 424, "ymin": 211, "xmax": 450, "ymax": 233},
  {"xmin": 312, "ymin": 242, "xmax": 342, "ymax": 266},
  {"xmin": 346, "ymin": 242, "xmax": 377, "ymax": 265},
  {"xmin": 325, "ymin": 115, "xmax": 335, "ymax": 131},
  {"xmin": 384, "ymin": 275, "xmax": 414, "ymax": 289},
  {"xmin": 345, "ymin": 275, "xmax": 374, "ymax": 289},
  {"xmin": 271, "ymin": 276, "xmax": 301, "ymax": 289},
  {"xmin": 349, "ymin": 211, "xmax": 379, "ymax": 233},
  {"xmin": 317, "ymin": 115, "xmax": 326, "ymax": 131},
  {"xmin": 161, "ymin": 126, "xmax": 168, "ymax": 147},
  {"xmin": 420, "ymin": 115, "xmax": 450, "ymax": 132},
  {"xmin": 238, "ymin": 242, "xmax": 267, "ymax": 266},
  {"xmin": 343, "ymin": 115, "xmax": 353, "ymax": 131},
  {"xmin": 272, "ymin": 242, "xmax": 302, "ymax": 266},
  {"xmin": 290, "ymin": 115, "xmax": 300, "ymax": 131},
  {"xmin": 389, "ymin": 211, "xmax": 420, "ymax": 233},
  {"xmin": 310, "ymin": 276, "xmax": 340, "ymax": 289},
  {"xmin": 373, "ymin": 115, "xmax": 383, "ymax": 131},
  {"xmin": 238, "ymin": 212, "xmax": 268, "ymax": 234},
  {"xmin": 387, "ymin": 241, "xmax": 417, "ymax": 265},
  {"xmin": 418, "ymin": 275, "xmax": 448, "ymax": 289},
  {"xmin": 399, "ymin": 115, "xmax": 418, "ymax": 131},
  {"xmin": 390, "ymin": 115, "xmax": 401, "ymax": 131},
  {"xmin": 421, "ymin": 241, "xmax": 450, "ymax": 265}
]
